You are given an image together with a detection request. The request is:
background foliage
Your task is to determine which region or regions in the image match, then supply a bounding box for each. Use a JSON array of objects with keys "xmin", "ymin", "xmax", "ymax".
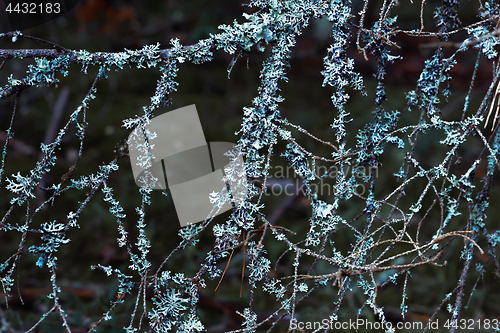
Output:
[{"xmin": 1, "ymin": 0, "xmax": 500, "ymax": 332}]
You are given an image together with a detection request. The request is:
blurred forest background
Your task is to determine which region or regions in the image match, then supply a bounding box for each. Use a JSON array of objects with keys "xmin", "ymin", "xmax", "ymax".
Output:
[{"xmin": 0, "ymin": 0, "xmax": 499, "ymax": 332}]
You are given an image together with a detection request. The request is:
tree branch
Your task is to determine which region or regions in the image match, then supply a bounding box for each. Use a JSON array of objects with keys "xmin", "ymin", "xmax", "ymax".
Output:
[
  {"xmin": 0, "ymin": 43, "xmax": 206, "ymax": 100},
  {"xmin": 0, "ymin": 44, "xmax": 201, "ymax": 62}
]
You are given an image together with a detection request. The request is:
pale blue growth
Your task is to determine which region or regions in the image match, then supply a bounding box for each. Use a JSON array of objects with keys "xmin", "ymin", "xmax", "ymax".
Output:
[{"xmin": 0, "ymin": 0, "xmax": 499, "ymax": 331}]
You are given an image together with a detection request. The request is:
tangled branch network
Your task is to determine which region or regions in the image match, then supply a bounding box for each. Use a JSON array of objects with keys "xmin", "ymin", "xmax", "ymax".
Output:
[{"xmin": 1, "ymin": 0, "xmax": 500, "ymax": 332}]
